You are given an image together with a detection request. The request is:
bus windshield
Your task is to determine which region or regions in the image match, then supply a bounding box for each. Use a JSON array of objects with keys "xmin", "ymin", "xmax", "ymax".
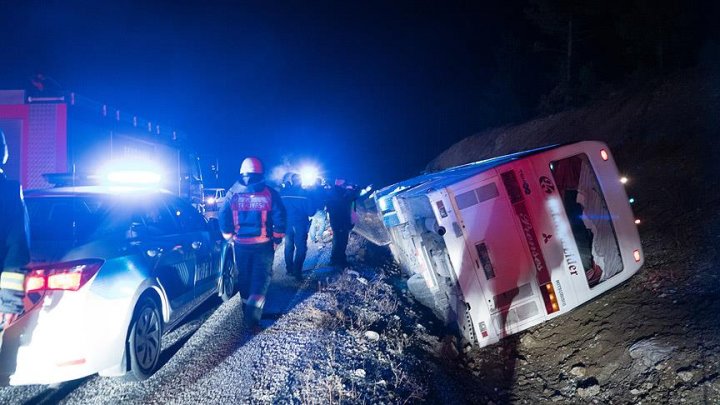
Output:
[{"xmin": 550, "ymin": 154, "xmax": 624, "ymax": 287}]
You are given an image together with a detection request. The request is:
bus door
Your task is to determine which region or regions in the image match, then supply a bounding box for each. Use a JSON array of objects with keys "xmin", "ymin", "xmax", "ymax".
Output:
[{"xmin": 448, "ymin": 174, "xmax": 545, "ymax": 337}]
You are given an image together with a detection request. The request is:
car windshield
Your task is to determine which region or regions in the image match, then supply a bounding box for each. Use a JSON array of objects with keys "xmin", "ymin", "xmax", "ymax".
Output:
[{"xmin": 25, "ymin": 195, "xmax": 123, "ymax": 243}]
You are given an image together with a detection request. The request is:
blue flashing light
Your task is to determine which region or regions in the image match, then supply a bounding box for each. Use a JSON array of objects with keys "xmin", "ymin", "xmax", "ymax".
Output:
[
  {"xmin": 299, "ymin": 165, "xmax": 320, "ymax": 188},
  {"xmin": 106, "ymin": 170, "xmax": 162, "ymax": 185},
  {"xmin": 98, "ymin": 159, "xmax": 165, "ymax": 189}
]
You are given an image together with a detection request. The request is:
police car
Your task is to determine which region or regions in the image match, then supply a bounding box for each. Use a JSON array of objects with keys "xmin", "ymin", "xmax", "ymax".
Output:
[{"xmin": 0, "ymin": 176, "xmax": 235, "ymax": 385}]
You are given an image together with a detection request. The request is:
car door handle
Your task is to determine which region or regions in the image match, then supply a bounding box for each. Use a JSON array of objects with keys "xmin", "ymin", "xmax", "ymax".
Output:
[{"xmin": 191, "ymin": 241, "xmax": 202, "ymax": 250}]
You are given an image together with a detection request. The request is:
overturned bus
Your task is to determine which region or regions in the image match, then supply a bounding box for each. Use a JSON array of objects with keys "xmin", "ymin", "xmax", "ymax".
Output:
[{"xmin": 373, "ymin": 141, "xmax": 643, "ymax": 347}]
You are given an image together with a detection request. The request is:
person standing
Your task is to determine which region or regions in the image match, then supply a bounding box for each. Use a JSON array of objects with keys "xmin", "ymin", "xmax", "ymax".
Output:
[
  {"xmin": 280, "ymin": 173, "xmax": 315, "ymax": 280},
  {"xmin": 325, "ymin": 179, "xmax": 359, "ymax": 267},
  {"xmin": 219, "ymin": 157, "xmax": 285, "ymax": 332},
  {"xmin": 0, "ymin": 130, "xmax": 30, "ymax": 329}
]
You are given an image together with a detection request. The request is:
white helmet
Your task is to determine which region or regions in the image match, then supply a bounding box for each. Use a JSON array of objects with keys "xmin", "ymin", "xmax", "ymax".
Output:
[{"xmin": 239, "ymin": 157, "xmax": 263, "ymax": 175}]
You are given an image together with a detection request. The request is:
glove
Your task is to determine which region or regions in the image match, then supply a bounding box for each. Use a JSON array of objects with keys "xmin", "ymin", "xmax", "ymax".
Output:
[
  {"xmin": 272, "ymin": 237, "xmax": 283, "ymax": 251},
  {"xmin": 0, "ymin": 272, "xmax": 26, "ymax": 314}
]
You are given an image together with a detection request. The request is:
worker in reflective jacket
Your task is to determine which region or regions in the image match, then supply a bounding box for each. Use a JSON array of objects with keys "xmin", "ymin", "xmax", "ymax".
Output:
[
  {"xmin": 219, "ymin": 157, "xmax": 286, "ymax": 332},
  {"xmin": 0, "ymin": 130, "xmax": 30, "ymax": 328}
]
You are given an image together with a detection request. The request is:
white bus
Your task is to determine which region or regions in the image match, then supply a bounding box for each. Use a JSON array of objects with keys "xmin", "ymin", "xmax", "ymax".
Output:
[{"xmin": 374, "ymin": 141, "xmax": 643, "ymax": 347}]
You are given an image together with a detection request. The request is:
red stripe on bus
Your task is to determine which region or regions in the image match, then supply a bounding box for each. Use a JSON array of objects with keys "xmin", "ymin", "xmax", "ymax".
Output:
[{"xmin": 502, "ymin": 170, "xmax": 551, "ymax": 285}]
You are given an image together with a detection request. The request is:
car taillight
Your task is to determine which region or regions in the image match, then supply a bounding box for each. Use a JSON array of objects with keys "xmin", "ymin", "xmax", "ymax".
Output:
[
  {"xmin": 600, "ymin": 149, "xmax": 609, "ymax": 161},
  {"xmin": 25, "ymin": 259, "xmax": 104, "ymax": 292}
]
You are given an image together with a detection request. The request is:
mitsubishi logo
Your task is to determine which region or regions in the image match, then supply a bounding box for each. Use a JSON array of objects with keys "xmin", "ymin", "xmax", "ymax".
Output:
[
  {"xmin": 542, "ymin": 233, "xmax": 552, "ymax": 243},
  {"xmin": 539, "ymin": 176, "xmax": 555, "ymax": 194}
]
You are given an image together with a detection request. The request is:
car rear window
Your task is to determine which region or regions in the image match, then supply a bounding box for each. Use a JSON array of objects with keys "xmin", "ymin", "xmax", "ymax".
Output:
[{"xmin": 25, "ymin": 196, "xmax": 118, "ymax": 243}]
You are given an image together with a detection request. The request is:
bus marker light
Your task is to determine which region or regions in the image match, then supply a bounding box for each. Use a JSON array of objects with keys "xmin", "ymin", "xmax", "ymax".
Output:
[
  {"xmin": 634, "ymin": 219, "xmax": 641, "ymax": 225},
  {"xmin": 600, "ymin": 149, "xmax": 609, "ymax": 161},
  {"xmin": 540, "ymin": 282, "xmax": 560, "ymax": 314},
  {"xmin": 629, "ymin": 197, "xmax": 635, "ymax": 204},
  {"xmin": 633, "ymin": 250, "xmax": 641, "ymax": 262},
  {"xmin": 620, "ymin": 177, "xmax": 628, "ymax": 184}
]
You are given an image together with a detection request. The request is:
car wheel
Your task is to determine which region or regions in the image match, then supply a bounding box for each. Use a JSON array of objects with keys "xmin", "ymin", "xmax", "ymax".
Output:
[
  {"xmin": 220, "ymin": 251, "xmax": 237, "ymax": 302},
  {"xmin": 124, "ymin": 297, "xmax": 162, "ymax": 382}
]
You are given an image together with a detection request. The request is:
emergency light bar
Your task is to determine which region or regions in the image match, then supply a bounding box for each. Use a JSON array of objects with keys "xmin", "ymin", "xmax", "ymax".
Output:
[{"xmin": 106, "ymin": 170, "xmax": 162, "ymax": 185}]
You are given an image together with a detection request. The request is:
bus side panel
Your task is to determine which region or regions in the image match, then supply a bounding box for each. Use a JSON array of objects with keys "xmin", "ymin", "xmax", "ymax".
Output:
[
  {"xmin": 447, "ymin": 171, "xmax": 550, "ymax": 338},
  {"xmin": 429, "ymin": 189, "xmax": 501, "ymax": 347},
  {"xmin": 506, "ymin": 158, "xmax": 582, "ymax": 313}
]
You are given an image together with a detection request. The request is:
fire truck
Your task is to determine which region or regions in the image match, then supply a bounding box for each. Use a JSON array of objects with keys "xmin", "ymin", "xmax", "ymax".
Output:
[{"xmin": 0, "ymin": 89, "xmax": 203, "ymax": 205}]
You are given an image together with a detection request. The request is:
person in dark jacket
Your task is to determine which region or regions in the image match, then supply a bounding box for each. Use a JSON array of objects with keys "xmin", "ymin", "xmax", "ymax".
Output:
[
  {"xmin": 280, "ymin": 173, "xmax": 316, "ymax": 280},
  {"xmin": 326, "ymin": 179, "xmax": 359, "ymax": 267},
  {"xmin": 219, "ymin": 157, "xmax": 286, "ymax": 332},
  {"xmin": 0, "ymin": 130, "xmax": 30, "ymax": 324}
]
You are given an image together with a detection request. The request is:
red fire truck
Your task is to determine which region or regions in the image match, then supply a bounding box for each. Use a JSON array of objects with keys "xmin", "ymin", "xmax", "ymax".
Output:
[{"xmin": 0, "ymin": 89, "xmax": 203, "ymax": 204}]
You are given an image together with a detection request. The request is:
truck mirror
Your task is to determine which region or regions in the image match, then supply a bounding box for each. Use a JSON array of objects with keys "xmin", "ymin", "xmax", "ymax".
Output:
[{"xmin": 437, "ymin": 226, "xmax": 446, "ymax": 236}]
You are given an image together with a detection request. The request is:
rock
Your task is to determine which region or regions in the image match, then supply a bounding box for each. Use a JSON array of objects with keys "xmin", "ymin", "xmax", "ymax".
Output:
[
  {"xmin": 628, "ymin": 339, "xmax": 674, "ymax": 368},
  {"xmin": 677, "ymin": 370, "xmax": 694, "ymax": 382},
  {"xmin": 570, "ymin": 364, "xmax": 587, "ymax": 377},
  {"xmin": 577, "ymin": 377, "xmax": 600, "ymax": 398},
  {"xmin": 577, "ymin": 384, "xmax": 600, "ymax": 398},
  {"xmin": 364, "ymin": 331, "xmax": 380, "ymax": 341},
  {"xmin": 631, "ymin": 389, "xmax": 642, "ymax": 395}
]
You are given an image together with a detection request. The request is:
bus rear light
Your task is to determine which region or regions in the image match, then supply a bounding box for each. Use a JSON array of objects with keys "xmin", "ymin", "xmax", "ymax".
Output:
[
  {"xmin": 633, "ymin": 250, "xmax": 641, "ymax": 262},
  {"xmin": 600, "ymin": 149, "xmax": 609, "ymax": 161},
  {"xmin": 540, "ymin": 282, "xmax": 560, "ymax": 314},
  {"xmin": 26, "ymin": 259, "xmax": 104, "ymax": 292}
]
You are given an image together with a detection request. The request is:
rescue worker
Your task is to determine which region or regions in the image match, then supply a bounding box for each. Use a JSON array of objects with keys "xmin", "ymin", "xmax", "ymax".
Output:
[
  {"xmin": 280, "ymin": 173, "xmax": 315, "ymax": 280},
  {"xmin": 219, "ymin": 157, "xmax": 285, "ymax": 332},
  {"xmin": 0, "ymin": 130, "xmax": 30, "ymax": 327},
  {"xmin": 325, "ymin": 179, "xmax": 359, "ymax": 267}
]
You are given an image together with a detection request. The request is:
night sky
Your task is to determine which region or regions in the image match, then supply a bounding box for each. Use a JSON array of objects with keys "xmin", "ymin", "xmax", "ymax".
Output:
[{"xmin": 1, "ymin": 0, "xmax": 715, "ymax": 188}]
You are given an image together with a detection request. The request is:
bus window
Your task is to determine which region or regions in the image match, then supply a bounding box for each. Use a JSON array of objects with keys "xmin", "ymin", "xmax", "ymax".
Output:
[{"xmin": 550, "ymin": 154, "xmax": 624, "ymax": 288}]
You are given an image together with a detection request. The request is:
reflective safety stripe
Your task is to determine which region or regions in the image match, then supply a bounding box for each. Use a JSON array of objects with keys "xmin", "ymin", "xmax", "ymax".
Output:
[
  {"xmin": 233, "ymin": 236, "xmax": 271, "ymax": 244},
  {"xmin": 273, "ymin": 231, "xmax": 285, "ymax": 239},
  {"xmin": 0, "ymin": 272, "xmax": 26, "ymax": 291},
  {"xmin": 260, "ymin": 211, "xmax": 267, "ymax": 239},
  {"xmin": 246, "ymin": 294, "xmax": 265, "ymax": 309},
  {"xmin": 232, "ymin": 206, "xmax": 240, "ymax": 234}
]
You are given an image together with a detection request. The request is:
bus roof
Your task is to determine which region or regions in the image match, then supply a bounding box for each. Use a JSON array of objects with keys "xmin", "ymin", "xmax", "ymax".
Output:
[{"xmin": 375, "ymin": 143, "xmax": 559, "ymax": 204}]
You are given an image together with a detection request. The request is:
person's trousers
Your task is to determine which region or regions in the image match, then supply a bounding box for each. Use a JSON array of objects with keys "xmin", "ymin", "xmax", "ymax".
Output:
[
  {"xmin": 233, "ymin": 242, "xmax": 274, "ymax": 327},
  {"xmin": 284, "ymin": 221, "xmax": 309, "ymax": 274},
  {"xmin": 330, "ymin": 228, "xmax": 350, "ymax": 266}
]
